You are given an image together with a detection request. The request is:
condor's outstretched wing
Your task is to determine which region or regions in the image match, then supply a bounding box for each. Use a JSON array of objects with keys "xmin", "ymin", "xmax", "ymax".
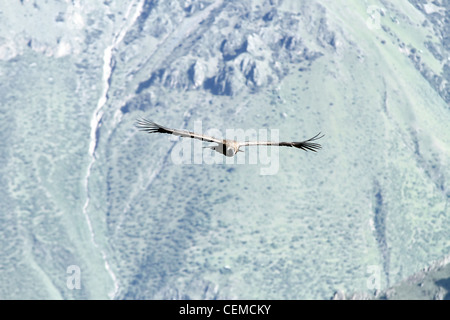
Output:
[
  {"xmin": 135, "ymin": 118, "xmax": 225, "ymax": 144},
  {"xmin": 239, "ymin": 132, "xmax": 324, "ymax": 152}
]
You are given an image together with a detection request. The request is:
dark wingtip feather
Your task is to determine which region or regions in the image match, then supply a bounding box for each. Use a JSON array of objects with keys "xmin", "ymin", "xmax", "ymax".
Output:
[
  {"xmin": 135, "ymin": 118, "xmax": 171, "ymax": 134},
  {"xmin": 292, "ymin": 132, "xmax": 324, "ymax": 152}
]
